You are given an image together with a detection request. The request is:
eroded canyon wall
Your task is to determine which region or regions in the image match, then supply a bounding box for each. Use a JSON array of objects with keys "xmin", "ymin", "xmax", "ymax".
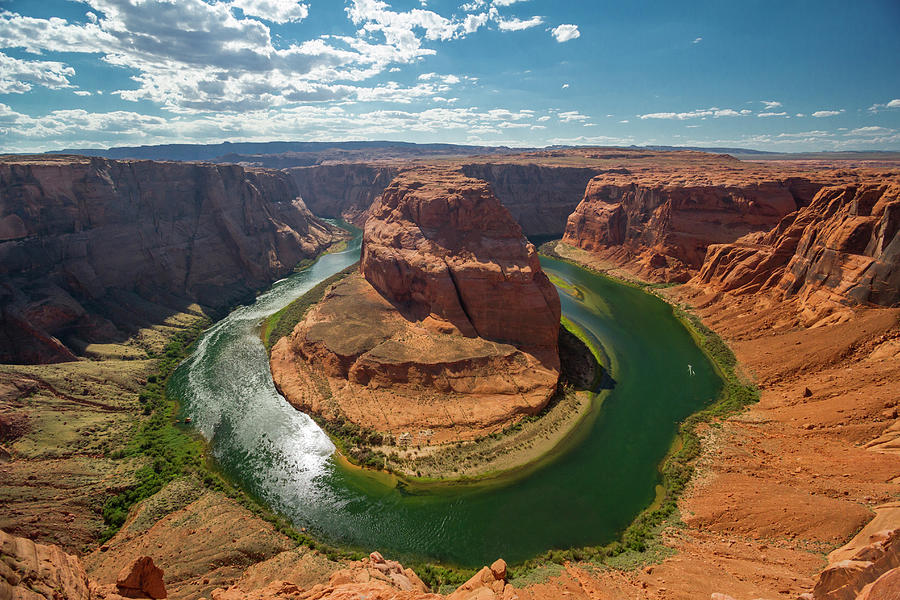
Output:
[
  {"xmin": 0, "ymin": 155, "xmax": 336, "ymax": 363},
  {"xmin": 286, "ymin": 164, "xmax": 399, "ymax": 226},
  {"xmin": 288, "ymin": 162, "xmax": 598, "ymax": 237},
  {"xmin": 562, "ymin": 170, "xmax": 825, "ymax": 282},
  {"xmin": 460, "ymin": 163, "xmax": 598, "ymax": 236},
  {"xmin": 694, "ymin": 180, "xmax": 900, "ymax": 321}
]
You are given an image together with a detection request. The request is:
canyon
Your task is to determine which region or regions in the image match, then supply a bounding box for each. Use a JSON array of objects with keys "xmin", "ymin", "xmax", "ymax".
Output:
[
  {"xmin": 0, "ymin": 155, "xmax": 339, "ymax": 364},
  {"xmin": 271, "ymin": 167, "xmax": 562, "ymax": 449},
  {"xmin": 1, "ymin": 147, "xmax": 899, "ymax": 600}
]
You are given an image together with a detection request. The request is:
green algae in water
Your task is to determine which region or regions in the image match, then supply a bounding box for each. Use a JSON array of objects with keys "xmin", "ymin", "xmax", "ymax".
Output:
[{"xmin": 171, "ymin": 239, "xmax": 722, "ymax": 567}]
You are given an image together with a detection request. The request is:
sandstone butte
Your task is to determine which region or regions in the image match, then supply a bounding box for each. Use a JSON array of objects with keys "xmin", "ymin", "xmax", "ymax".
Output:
[
  {"xmin": 271, "ymin": 167, "xmax": 561, "ymax": 445},
  {"xmin": 0, "ymin": 155, "xmax": 337, "ymax": 364}
]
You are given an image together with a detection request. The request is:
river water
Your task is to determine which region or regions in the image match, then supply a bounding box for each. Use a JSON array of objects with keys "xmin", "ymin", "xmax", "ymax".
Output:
[{"xmin": 170, "ymin": 233, "xmax": 721, "ymax": 567}]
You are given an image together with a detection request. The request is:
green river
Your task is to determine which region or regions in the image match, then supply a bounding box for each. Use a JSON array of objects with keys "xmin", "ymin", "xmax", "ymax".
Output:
[{"xmin": 170, "ymin": 231, "xmax": 722, "ymax": 567}]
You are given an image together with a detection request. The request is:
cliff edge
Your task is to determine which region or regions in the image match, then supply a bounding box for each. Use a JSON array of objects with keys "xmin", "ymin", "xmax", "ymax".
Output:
[{"xmin": 0, "ymin": 155, "xmax": 337, "ymax": 363}]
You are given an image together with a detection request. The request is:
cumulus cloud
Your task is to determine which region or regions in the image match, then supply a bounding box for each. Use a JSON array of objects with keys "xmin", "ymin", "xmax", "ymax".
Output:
[
  {"xmin": 558, "ymin": 110, "xmax": 590, "ymax": 122},
  {"xmin": 230, "ymin": 0, "xmax": 309, "ymax": 23},
  {"xmin": 692, "ymin": 37, "xmax": 702, "ymax": 44},
  {"xmin": 0, "ymin": 52, "xmax": 75, "ymax": 94},
  {"xmin": 0, "ymin": 101, "xmax": 557, "ymax": 152},
  {"xmin": 551, "ymin": 24, "xmax": 580, "ymax": 43},
  {"xmin": 496, "ymin": 15, "xmax": 543, "ymax": 31},
  {"xmin": 638, "ymin": 107, "xmax": 751, "ymax": 120},
  {"xmin": 760, "ymin": 100, "xmax": 781, "ymax": 109},
  {"xmin": 0, "ymin": 0, "xmax": 540, "ymax": 113},
  {"xmin": 811, "ymin": 109, "xmax": 844, "ymax": 117},
  {"xmin": 758, "ymin": 111, "xmax": 788, "ymax": 117},
  {"xmin": 847, "ymin": 125, "xmax": 895, "ymax": 136},
  {"xmin": 868, "ymin": 99, "xmax": 900, "ymax": 112}
]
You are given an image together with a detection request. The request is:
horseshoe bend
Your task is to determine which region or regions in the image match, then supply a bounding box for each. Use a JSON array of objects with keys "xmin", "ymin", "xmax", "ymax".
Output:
[
  {"xmin": 269, "ymin": 168, "xmax": 569, "ymax": 467},
  {"xmin": 3, "ymin": 146, "xmax": 899, "ymax": 599},
  {"xmin": 2, "ymin": 3, "xmax": 900, "ymax": 596}
]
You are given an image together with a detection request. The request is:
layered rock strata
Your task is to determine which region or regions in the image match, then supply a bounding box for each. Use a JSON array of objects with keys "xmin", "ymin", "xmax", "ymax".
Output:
[
  {"xmin": 460, "ymin": 163, "xmax": 599, "ymax": 236},
  {"xmin": 563, "ymin": 170, "xmax": 825, "ymax": 282},
  {"xmin": 694, "ymin": 180, "xmax": 900, "ymax": 323},
  {"xmin": 272, "ymin": 168, "xmax": 560, "ymax": 442},
  {"xmin": 0, "ymin": 155, "xmax": 336, "ymax": 363},
  {"xmin": 287, "ymin": 164, "xmax": 400, "ymax": 226},
  {"xmin": 360, "ymin": 168, "xmax": 560, "ymax": 361}
]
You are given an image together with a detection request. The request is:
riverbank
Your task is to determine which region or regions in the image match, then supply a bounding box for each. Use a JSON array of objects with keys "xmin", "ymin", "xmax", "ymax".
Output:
[{"xmin": 263, "ymin": 267, "xmax": 607, "ymax": 483}]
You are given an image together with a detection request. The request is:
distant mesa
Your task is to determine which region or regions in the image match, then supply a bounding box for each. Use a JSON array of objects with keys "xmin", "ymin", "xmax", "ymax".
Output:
[{"xmin": 271, "ymin": 167, "xmax": 562, "ymax": 444}]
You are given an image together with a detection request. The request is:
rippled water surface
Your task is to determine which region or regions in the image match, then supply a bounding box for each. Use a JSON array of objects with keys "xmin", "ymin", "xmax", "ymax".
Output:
[{"xmin": 171, "ymin": 234, "xmax": 721, "ymax": 566}]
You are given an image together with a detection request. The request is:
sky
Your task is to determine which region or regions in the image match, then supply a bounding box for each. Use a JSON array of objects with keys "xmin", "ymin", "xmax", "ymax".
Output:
[{"xmin": 0, "ymin": 0, "xmax": 899, "ymax": 153}]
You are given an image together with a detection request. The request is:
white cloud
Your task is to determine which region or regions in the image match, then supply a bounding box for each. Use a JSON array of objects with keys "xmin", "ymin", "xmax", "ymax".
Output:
[
  {"xmin": 868, "ymin": 98, "xmax": 900, "ymax": 112},
  {"xmin": 0, "ymin": 102, "xmax": 559, "ymax": 152},
  {"xmin": 811, "ymin": 109, "xmax": 844, "ymax": 117},
  {"xmin": 493, "ymin": 0, "xmax": 527, "ymax": 6},
  {"xmin": 0, "ymin": 0, "xmax": 527, "ymax": 113},
  {"xmin": 760, "ymin": 100, "xmax": 781, "ymax": 109},
  {"xmin": 496, "ymin": 15, "xmax": 543, "ymax": 31},
  {"xmin": 74, "ymin": 90, "xmax": 92, "ymax": 96},
  {"xmin": 551, "ymin": 24, "xmax": 580, "ymax": 43},
  {"xmin": 0, "ymin": 52, "xmax": 75, "ymax": 94},
  {"xmin": 561, "ymin": 83, "xmax": 569, "ymax": 89},
  {"xmin": 230, "ymin": 0, "xmax": 309, "ymax": 23},
  {"xmin": 758, "ymin": 111, "xmax": 788, "ymax": 117},
  {"xmin": 847, "ymin": 126, "xmax": 895, "ymax": 136},
  {"xmin": 638, "ymin": 107, "xmax": 751, "ymax": 120},
  {"xmin": 558, "ymin": 110, "xmax": 590, "ymax": 122},
  {"xmin": 692, "ymin": 37, "xmax": 702, "ymax": 44}
]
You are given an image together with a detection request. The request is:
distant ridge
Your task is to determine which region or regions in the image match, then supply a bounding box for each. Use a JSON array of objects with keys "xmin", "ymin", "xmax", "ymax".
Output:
[
  {"xmin": 41, "ymin": 141, "xmax": 900, "ymax": 164},
  {"xmin": 46, "ymin": 140, "xmax": 525, "ymax": 162}
]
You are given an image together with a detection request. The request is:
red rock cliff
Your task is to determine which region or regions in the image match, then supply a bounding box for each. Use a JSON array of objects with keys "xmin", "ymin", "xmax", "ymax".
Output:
[
  {"xmin": 287, "ymin": 163, "xmax": 400, "ymax": 226},
  {"xmin": 460, "ymin": 163, "xmax": 599, "ymax": 236},
  {"xmin": 360, "ymin": 167, "xmax": 561, "ymax": 362},
  {"xmin": 0, "ymin": 155, "xmax": 336, "ymax": 363},
  {"xmin": 562, "ymin": 161, "xmax": 826, "ymax": 281},
  {"xmin": 694, "ymin": 179, "xmax": 900, "ymax": 323}
]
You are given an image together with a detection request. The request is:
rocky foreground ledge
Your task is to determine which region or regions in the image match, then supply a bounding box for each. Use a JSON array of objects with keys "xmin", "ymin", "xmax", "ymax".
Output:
[
  {"xmin": 271, "ymin": 167, "xmax": 562, "ymax": 449},
  {"xmin": 0, "ymin": 527, "xmax": 517, "ymax": 600}
]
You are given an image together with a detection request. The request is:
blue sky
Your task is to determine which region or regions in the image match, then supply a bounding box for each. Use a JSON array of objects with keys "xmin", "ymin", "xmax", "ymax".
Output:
[{"xmin": 1, "ymin": 0, "xmax": 898, "ymax": 153}]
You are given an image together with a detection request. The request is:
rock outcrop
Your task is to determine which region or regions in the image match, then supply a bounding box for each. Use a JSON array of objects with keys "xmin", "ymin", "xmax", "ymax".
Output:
[
  {"xmin": 0, "ymin": 528, "xmax": 92, "ymax": 600},
  {"xmin": 272, "ymin": 168, "xmax": 560, "ymax": 444},
  {"xmin": 115, "ymin": 556, "xmax": 167, "ymax": 599},
  {"xmin": 0, "ymin": 155, "xmax": 337, "ymax": 363},
  {"xmin": 694, "ymin": 180, "xmax": 900, "ymax": 323},
  {"xmin": 287, "ymin": 164, "xmax": 400, "ymax": 226},
  {"xmin": 562, "ymin": 165, "xmax": 826, "ymax": 282},
  {"xmin": 361, "ymin": 168, "xmax": 560, "ymax": 360},
  {"xmin": 806, "ymin": 510, "xmax": 900, "ymax": 600}
]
